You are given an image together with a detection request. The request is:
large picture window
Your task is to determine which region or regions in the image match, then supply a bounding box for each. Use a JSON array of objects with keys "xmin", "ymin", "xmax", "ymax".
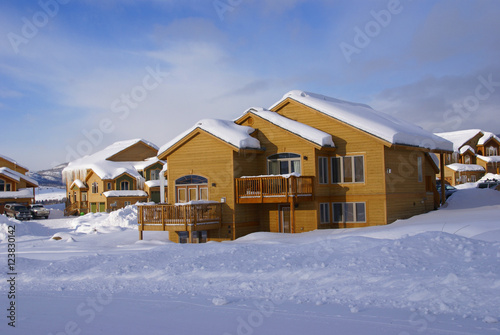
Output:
[
  {"xmin": 318, "ymin": 157, "xmax": 328, "ymax": 184},
  {"xmin": 268, "ymin": 153, "xmax": 301, "ymax": 175},
  {"xmin": 150, "ymin": 169, "xmax": 160, "ymax": 180},
  {"xmin": 120, "ymin": 181, "xmax": 130, "ymax": 190},
  {"xmin": 92, "ymin": 182, "xmax": 98, "ymax": 194},
  {"xmin": 333, "ymin": 202, "xmax": 366, "ymax": 223},
  {"xmin": 175, "ymin": 175, "xmax": 208, "ymax": 203},
  {"xmin": 331, "ymin": 156, "xmax": 364, "ymax": 183}
]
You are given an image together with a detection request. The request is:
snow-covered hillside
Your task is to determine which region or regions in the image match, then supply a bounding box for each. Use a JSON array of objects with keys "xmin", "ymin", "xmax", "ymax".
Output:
[
  {"xmin": 28, "ymin": 163, "xmax": 67, "ymax": 187},
  {"xmin": 1, "ymin": 189, "xmax": 499, "ymax": 334}
]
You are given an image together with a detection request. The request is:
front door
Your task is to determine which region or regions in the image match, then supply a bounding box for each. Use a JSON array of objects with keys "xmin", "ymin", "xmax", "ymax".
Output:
[{"xmin": 279, "ymin": 205, "xmax": 291, "ymax": 233}]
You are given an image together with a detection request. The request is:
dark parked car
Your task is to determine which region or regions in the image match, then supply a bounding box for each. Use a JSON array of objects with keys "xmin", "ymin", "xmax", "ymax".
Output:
[
  {"xmin": 436, "ymin": 181, "xmax": 458, "ymax": 200},
  {"xmin": 477, "ymin": 179, "xmax": 500, "ymax": 190},
  {"xmin": 4, "ymin": 203, "xmax": 32, "ymax": 220},
  {"xmin": 29, "ymin": 204, "xmax": 50, "ymax": 219}
]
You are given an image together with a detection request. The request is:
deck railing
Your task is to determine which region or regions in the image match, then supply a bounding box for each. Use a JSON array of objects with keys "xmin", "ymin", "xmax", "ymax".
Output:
[
  {"xmin": 235, "ymin": 176, "xmax": 314, "ymax": 204},
  {"xmin": 64, "ymin": 201, "xmax": 89, "ymax": 216},
  {"xmin": 137, "ymin": 203, "xmax": 222, "ymax": 232}
]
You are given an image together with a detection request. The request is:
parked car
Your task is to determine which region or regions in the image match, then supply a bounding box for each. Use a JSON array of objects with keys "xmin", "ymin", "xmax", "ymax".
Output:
[
  {"xmin": 29, "ymin": 204, "xmax": 50, "ymax": 219},
  {"xmin": 4, "ymin": 203, "xmax": 32, "ymax": 220},
  {"xmin": 436, "ymin": 181, "xmax": 458, "ymax": 200},
  {"xmin": 477, "ymin": 179, "xmax": 500, "ymax": 190}
]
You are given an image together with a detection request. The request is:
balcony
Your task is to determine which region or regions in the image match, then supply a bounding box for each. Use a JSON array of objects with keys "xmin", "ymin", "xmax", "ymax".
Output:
[
  {"xmin": 235, "ymin": 175, "xmax": 314, "ymax": 204},
  {"xmin": 137, "ymin": 203, "xmax": 222, "ymax": 238}
]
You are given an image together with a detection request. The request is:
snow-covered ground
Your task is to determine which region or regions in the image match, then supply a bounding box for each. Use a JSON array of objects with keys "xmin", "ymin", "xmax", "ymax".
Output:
[{"xmin": 1, "ymin": 188, "xmax": 500, "ymax": 334}]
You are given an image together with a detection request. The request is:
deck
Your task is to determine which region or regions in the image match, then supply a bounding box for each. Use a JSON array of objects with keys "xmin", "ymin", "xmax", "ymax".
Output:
[
  {"xmin": 235, "ymin": 175, "xmax": 314, "ymax": 204},
  {"xmin": 137, "ymin": 203, "xmax": 222, "ymax": 238}
]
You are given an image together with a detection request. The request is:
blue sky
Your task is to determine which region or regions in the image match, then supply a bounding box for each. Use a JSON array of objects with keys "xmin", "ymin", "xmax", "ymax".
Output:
[{"xmin": 1, "ymin": 0, "xmax": 500, "ymax": 170}]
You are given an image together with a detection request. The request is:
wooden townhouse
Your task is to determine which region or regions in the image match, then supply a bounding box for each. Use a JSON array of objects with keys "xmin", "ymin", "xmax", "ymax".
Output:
[
  {"xmin": 138, "ymin": 90, "xmax": 453, "ymax": 243},
  {"xmin": 62, "ymin": 139, "xmax": 165, "ymax": 215},
  {"xmin": 0, "ymin": 155, "xmax": 38, "ymax": 213},
  {"xmin": 435, "ymin": 129, "xmax": 500, "ymax": 185}
]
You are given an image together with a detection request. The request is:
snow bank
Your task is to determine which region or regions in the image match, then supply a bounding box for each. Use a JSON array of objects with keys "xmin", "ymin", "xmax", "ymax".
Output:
[
  {"xmin": 0, "ymin": 215, "xmax": 33, "ymax": 242},
  {"xmin": 71, "ymin": 205, "xmax": 139, "ymax": 234}
]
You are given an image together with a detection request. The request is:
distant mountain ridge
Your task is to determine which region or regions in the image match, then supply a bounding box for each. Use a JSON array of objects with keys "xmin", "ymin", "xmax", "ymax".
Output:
[{"xmin": 28, "ymin": 163, "xmax": 67, "ymax": 187}]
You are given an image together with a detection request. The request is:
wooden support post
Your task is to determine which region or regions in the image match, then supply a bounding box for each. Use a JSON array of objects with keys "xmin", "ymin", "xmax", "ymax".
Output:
[
  {"xmin": 139, "ymin": 229, "xmax": 143, "ymax": 240},
  {"xmin": 259, "ymin": 178, "xmax": 263, "ymax": 203},
  {"xmin": 290, "ymin": 198, "xmax": 295, "ymax": 234},
  {"xmin": 440, "ymin": 153, "xmax": 446, "ymax": 205}
]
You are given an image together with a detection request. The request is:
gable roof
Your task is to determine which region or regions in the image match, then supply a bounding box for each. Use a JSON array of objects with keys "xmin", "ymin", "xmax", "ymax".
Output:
[
  {"xmin": 271, "ymin": 90, "xmax": 453, "ymax": 152},
  {"xmin": 0, "ymin": 154, "xmax": 29, "ymax": 172},
  {"xmin": 158, "ymin": 119, "xmax": 261, "ymax": 157},
  {"xmin": 434, "ymin": 129, "xmax": 484, "ymax": 152},
  {"xmin": 0, "ymin": 167, "xmax": 38, "ymax": 187},
  {"xmin": 478, "ymin": 131, "xmax": 500, "ymax": 146},
  {"xmin": 62, "ymin": 139, "xmax": 157, "ymax": 184},
  {"xmin": 237, "ymin": 107, "xmax": 335, "ymax": 148}
]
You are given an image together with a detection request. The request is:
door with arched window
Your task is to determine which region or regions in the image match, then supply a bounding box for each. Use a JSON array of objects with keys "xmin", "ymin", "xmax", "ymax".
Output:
[
  {"xmin": 175, "ymin": 175, "xmax": 208, "ymax": 203},
  {"xmin": 267, "ymin": 153, "xmax": 301, "ymax": 175}
]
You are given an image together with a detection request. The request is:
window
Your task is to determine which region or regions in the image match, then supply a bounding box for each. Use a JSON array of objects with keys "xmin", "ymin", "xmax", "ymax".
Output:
[
  {"xmin": 120, "ymin": 181, "xmax": 130, "ymax": 190},
  {"xmin": 333, "ymin": 203, "xmax": 366, "ymax": 223},
  {"xmin": 175, "ymin": 175, "xmax": 209, "ymax": 203},
  {"xmin": 92, "ymin": 182, "xmax": 98, "ymax": 194},
  {"xmin": 417, "ymin": 157, "xmax": 423, "ymax": 182},
  {"xmin": 150, "ymin": 169, "xmax": 160, "ymax": 180},
  {"xmin": 464, "ymin": 155, "xmax": 471, "ymax": 164},
  {"xmin": 471, "ymin": 175, "xmax": 476, "ymax": 182},
  {"xmin": 6, "ymin": 183, "xmax": 11, "ymax": 191},
  {"xmin": 320, "ymin": 203, "xmax": 330, "ymax": 224},
  {"xmin": 331, "ymin": 156, "xmax": 364, "ymax": 184},
  {"xmin": 268, "ymin": 153, "xmax": 301, "ymax": 175},
  {"xmin": 82, "ymin": 192, "xmax": 87, "ymax": 202},
  {"xmin": 73, "ymin": 192, "xmax": 76, "ymax": 202},
  {"xmin": 318, "ymin": 157, "xmax": 328, "ymax": 184},
  {"xmin": 176, "ymin": 175, "xmax": 208, "ymax": 185},
  {"xmin": 0, "ymin": 180, "xmax": 4, "ymax": 191},
  {"xmin": 107, "ymin": 182, "xmax": 112, "ymax": 190},
  {"xmin": 124, "ymin": 201, "xmax": 131, "ymax": 206},
  {"xmin": 487, "ymin": 146, "xmax": 498, "ymax": 156}
]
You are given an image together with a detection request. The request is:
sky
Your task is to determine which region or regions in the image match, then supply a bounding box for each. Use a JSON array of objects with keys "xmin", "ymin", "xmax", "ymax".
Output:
[{"xmin": 1, "ymin": 0, "xmax": 499, "ymax": 171}]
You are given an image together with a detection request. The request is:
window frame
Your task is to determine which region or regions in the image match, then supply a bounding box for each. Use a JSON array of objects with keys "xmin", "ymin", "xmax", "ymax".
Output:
[
  {"xmin": 267, "ymin": 153, "xmax": 301, "ymax": 175},
  {"xmin": 120, "ymin": 181, "xmax": 130, "ymax": 191},
  {"xmin": 331, "ymin": 155, "xmax": 365, "ymax": 184},
  {"xmin": 332, "ymin": 202, "xmax": 366, "ymax": 223},
  {"xmin": 319, "ymin": 203, "xmax": 330, "ymax": 224},
  {"xmin": 92, "ymin": 182, "xmax": 99, "ymax": 194},
  {"xmin": 318, "ymin": 157, "xmax": 329, "ymax": 184}
]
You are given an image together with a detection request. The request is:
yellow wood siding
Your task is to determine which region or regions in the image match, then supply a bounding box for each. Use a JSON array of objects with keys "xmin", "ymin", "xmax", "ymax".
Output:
[
  {"xmin": 166, "ymin": 131, "xmax": 235, "ymax": 241},
  {"xmin": 107, "ymin": 142, "xmax": 158, "ymax": 162}
]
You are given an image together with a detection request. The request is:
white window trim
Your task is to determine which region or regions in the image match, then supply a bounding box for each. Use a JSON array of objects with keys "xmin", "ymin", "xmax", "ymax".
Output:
[
  {"xmin": 318, "ymin": 157, "xmax": 329, "ymax": 184},
  {"xmin": 331, "ymin": 155, "xmax": 365, "ymax": 184},
  {"xmin": 267, "ymin": 153, "xmax": 301, "ymax": 175},
  {"xmin": 332, "ymin": 202, "xmax": 367, "ymax": 223},
  {"xmin": 319, "ymin": 203, "xmax": 330, "ymax": 224}
]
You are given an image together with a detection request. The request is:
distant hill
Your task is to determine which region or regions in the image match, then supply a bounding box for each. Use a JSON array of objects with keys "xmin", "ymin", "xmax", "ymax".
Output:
[{"xmin": 28, "ymin": 163, "xmax": 67, "ymax": 187}]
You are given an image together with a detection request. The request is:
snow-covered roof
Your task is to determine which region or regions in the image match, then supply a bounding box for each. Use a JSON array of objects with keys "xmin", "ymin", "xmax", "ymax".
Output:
[
  {"xmin": 70, "ymin": 179, "xmax": 88, "ymax": 189},
  {"xmin": 272, "ymin": 90, "xmax": 453, "ymax": 152},
  {"xmin": 0, "ymin": 154, "xmax": 29, "ymax": 171},
  {"xmin": 158, "ymin": 119, "xmax": 261, "ymax": 157},
  {"xmin": 243, "ymin": 107, "xmax": 335, "ymax": 147},
  {"xmin": 103, "ymin": 190, "xmax": 148, "ymax": 198},
  {"xmin": 476, "ymin": 155, "xmax": 500, "ymax": 163},
  {"xmin": 459, "ymin": 145, "xmax": 475, "ymax": 155},
  {"xmin": 145, "ymin": 180, "xmax": 163, "ymax": 188},
  {"xmin": 478, "ymin": 131, "xmax": 500, "ymax": 146},
  {"xmin": 133, "ymin": 157, "xmax": 165, "ymax": 171},
  {"xmin": 0, "ymin": 188, "xmax": 34, "ymax": 199},
  {"xmin": 446, "ymin": 163, "xmax": 485, "ymax": 172},
  {"xmin": 0, "ymin": 167, "xmax": 38, "ymax": 186},
  {"xmin": 434, "ymin": 129, "xmax": 483, "ymax": 152},
  {"xmin": 63, "ymin": 139, "xmax": 157, "ymax": 184}
]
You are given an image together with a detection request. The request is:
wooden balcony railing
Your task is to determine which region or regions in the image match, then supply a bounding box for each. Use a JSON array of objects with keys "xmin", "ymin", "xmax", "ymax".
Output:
[
  {"xmin": 64, "ymin": 201, "xmax": 89, "ymax": 216},
  {"xmin": 137, "ymin": 203, "xmax": 222, "ymax": 236},
  {"xmin": 235, "ymin": 176, "xmax": 314, "ymax": 204}
]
